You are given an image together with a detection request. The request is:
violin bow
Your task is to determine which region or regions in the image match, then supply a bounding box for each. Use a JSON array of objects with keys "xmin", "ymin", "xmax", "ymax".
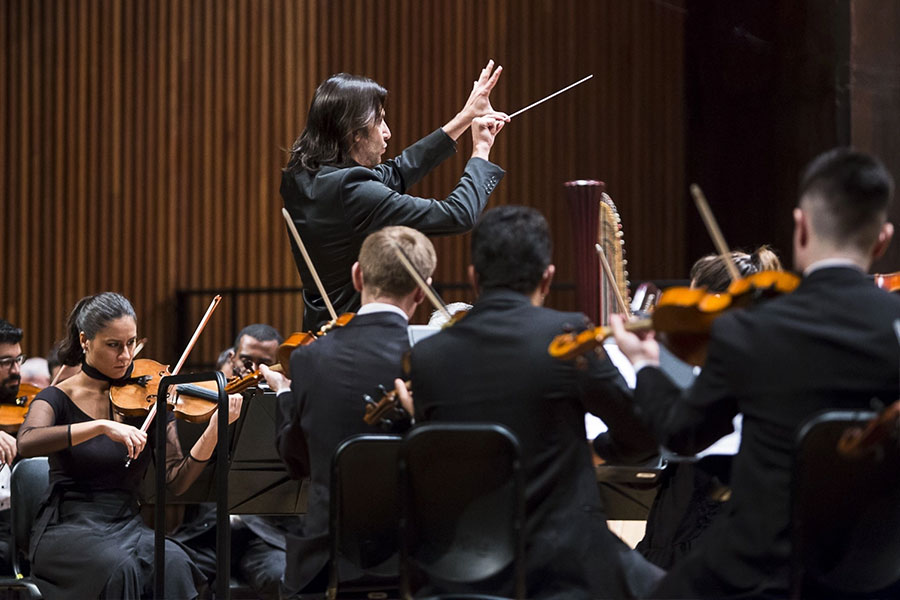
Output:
[
  {"xmin": 392, "ymin": 244, "xmax": 452, "ymax": 322},
  {"xmin": 690, "ymin": 184, "xmax": 742, "ymax": 284},
  {"xmin": 134, "ymin": 295, "xmax": 222, "ymax": 436},
  {"xmin": 595, "ymin": 243, "xmax": 631, "ymax": 317},
  {"xmin": 281, "ymin": 208, "xmax": 339, "ymax": 322}
]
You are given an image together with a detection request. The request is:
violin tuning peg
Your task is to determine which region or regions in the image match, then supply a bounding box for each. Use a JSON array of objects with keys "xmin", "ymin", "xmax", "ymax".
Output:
[
  {"xmin": 362, "ymin": 394, "xmax": 375, "ymax": 406},
  {"xmin": 376, "ymin": 384, "xmax": 388, "ymax": 395}
]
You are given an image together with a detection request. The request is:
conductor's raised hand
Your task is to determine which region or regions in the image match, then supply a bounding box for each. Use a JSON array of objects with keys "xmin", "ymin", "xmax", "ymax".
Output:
[
  {"xmin": 462, "ymin": 59, "xmax": 508, "ymax": 121},
  {"xmin": 471, "ymin": 114, "xmax": 507, "ymax": 160},
  {"xmin": 443, "ymin": 60, "xmax": 509, "ymax": 141}
]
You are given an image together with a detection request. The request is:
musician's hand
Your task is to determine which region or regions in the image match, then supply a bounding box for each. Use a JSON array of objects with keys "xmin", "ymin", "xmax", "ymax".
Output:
[
  {"xmin": 103, "ymin": 420, "xmax": 148, "ymax": 460},
  {"xmin": 0, "ymin": 431, "xmax": 17, "ymax": 466},
  {"xmin": 609, "ymin": 313, "xmax": 660, "ymax": 367},
  {"xmin": 259, "ymin": 364, "xmax": 291, "ymax": 394},
  {"xmin": 394, "ymin": 378, "xmax": 414, "ymax": 416},
  {"xmin": 471, "ymin": 114, "xmax": 507, "ymax": 160},
  {"xmin": 205, "ymin": 393, "xmax": 244, "ymax": 432}
]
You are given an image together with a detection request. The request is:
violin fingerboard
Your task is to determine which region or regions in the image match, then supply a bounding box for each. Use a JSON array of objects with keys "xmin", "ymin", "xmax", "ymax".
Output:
[{"xmin": 176, "ymin": 384, "xmax": 220, "ymax": 402}]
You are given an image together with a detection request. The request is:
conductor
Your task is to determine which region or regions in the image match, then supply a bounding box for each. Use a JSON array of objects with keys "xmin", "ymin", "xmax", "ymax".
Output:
[{"xmin": 281, "ymin": 61, "xmax": 508, "ymax": 329}]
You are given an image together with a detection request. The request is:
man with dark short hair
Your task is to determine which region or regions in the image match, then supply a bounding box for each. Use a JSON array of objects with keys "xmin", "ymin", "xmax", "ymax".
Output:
[
  {"xmin": 0, "ymin": 318, "xmax": 24, "ymax": 574},
  {"xmin": 282, "ymin": 62, "xmax": 508, "ymax": 330},
  {"xmin": 401, "ymin": 206, "xmax": 662, "ymax": 600},
  {"xmin": 230, "ymin": 323, "xmax": 283, "ymax": 377},
  {"xmin": 268, "ymin": 225, "xmax": 435, "ymax": 598},
  {"xmin": 174, "ymin": 322, "xmax": 291, "ymax": 600},
  {"xmin": 611, "ymin": 147, "xmax": 900, "ymax": 598}
]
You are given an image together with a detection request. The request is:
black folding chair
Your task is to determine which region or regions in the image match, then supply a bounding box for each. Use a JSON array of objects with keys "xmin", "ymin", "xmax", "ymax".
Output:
[
  {"xmin": 327, "ymin": 434, "xmax": 403, "ymax": 600},
  {"xmin": 791, "ymin": 410, "xmax": 900, "ymax": 598},
  {"xmin": 0, "ymin": 457, "xmax": 50, "ymax": 599},
  {"xmin": 399, "ymin": 423, "xmax": 525, "ymax": 600}
]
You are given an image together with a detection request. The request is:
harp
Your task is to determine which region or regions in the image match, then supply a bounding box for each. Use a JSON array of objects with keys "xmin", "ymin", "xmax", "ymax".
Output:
[{"xmin": 564, "ymin": 180, "xmax": 630, "ymax": 326}]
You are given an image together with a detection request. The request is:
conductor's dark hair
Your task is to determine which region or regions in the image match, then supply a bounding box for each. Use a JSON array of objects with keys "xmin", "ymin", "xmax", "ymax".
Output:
[
  {"xmin": 286, "ymin": 73, "xmax": 387, "ymax": 173},
  {"xmin": 233, "ymin": 324, "xmax": 284, "ymax": 350},
  {"xmin": 58, "ymin": 292, "xmax": 136, "ymax": 366},
  {"xmin": 471, "ymin": 205, "xmax": 552, "ymax": 294},
  {"xmin": 799, "ymin": 147, "xmax": 894, "ymax": 250},
  {"xmin": 0, "ymin": 319, "xmax": 23, "ymax": 346}
]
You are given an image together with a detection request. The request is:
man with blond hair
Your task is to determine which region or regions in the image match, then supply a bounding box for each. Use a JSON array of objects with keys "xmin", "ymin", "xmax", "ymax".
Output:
[{"xmin": 268, "ymin": 225, "xmax": 435, "ymax": 598}]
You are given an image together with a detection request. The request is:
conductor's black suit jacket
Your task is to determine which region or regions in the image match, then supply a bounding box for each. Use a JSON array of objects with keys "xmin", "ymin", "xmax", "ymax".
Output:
[
  {"xmin": 636, "ymin": 266, "xmax": 900, "ymax": 598},
  {"xmin": 275, "ymin": 311, "xmax": 411, "ymax": 595},
  {"xmin": 409, "ymin": 289, "xmax": 662, "ymax": 600},
  {"xmin": 281, "ymin": 129, "xmax": 504, "ymax": 329}
]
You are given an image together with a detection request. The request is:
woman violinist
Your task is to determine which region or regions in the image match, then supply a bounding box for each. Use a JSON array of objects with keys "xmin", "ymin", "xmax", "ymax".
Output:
[{"xmin": 17, "ymin": 292, "xmax": 242, "ymax": 599}]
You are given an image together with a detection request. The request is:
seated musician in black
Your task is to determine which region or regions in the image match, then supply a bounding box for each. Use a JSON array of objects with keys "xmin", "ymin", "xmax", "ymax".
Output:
[
  {"xmin": 266, "ymin": 225, "xmax": 434, "ymax": 598},
  {"xmin": 611, "ymin": 147, "xmax": 900, "ymax": 598},
  {"xmin": 174, "ymin": 323, "xmax": 298, "ymax": 600},
  {"xmin": 0, "ymin": 318, "xmax": 25, "ymax": 574},
  {"xmin": 636, "ymin": 246, "xmax": 782, "ymax": 569},
  {"xmin": 282, "ymin": 62, "xmax": 507, "ymax": 330},
  {"xmin": 397, "ymin": 205, "xmax": 663, "ymax": 600},
  {"xmin": 17, "ymin": 292, "xmax": 242, "ymax": 599}
]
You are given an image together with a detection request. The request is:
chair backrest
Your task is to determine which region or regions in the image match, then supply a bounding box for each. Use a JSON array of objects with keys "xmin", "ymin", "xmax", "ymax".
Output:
[
  {"xmin": 399, "ymin": 423, "xmax": 525, "ymax": 599},
  {"xmin": 792, "ymin": 410, "xmax": 900, "ymax": 597},
  {"xmin": 10, "ymin": 457, "xmax": 50, "ymax": 577},
  {"xmin": 328, "ymin": 434, "xmax": 403, "ymax": 596}
]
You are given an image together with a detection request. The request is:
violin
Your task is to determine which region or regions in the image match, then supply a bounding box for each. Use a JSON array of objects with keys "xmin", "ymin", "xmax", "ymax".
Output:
[
  {"xmin": 362, "ymin": 380, "xmax": 412, "ymax": 428},
  {"xmin": 276, "ymin": 313, "xmax": 355, "ymax": 373},
  {"xmin": 837, "ymin": 399, "xmax": 900, "ymax": 458},
  {"xmin": 0, "ymin": 382, "xmax": 42, "ymax": 434},
  {"xmin": 874, "ymin": 272, "xmax": 900, "ymax": 293},
  {"xmin": 108, "ymin": 358, "xmax": 220, "ymax": 424},
  {"xmin": 548, "ymin": 270, "xmax": 801, "ymax": 366},
  {"xmin": 175, "ymin": 363, "xmax": 286, "ymax": 403}
]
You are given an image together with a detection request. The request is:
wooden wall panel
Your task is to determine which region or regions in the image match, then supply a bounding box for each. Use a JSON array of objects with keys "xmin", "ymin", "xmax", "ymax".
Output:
[{"xmin": 1, "ymin": 0, "xmax": 685, "ymax": 366}]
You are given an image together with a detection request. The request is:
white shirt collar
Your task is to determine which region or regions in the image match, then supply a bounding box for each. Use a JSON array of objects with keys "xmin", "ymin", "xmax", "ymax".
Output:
[
  {"xmin": 803, "ymin": 258, "xmax": 864, "ymax": 276},
  {"xmin": 356, "ymin": 302, "xmax": 409, "ymax": 321}
]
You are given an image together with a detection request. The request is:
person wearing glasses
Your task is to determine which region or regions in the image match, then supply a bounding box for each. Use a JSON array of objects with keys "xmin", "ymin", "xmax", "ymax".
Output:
[
  {"xmin": 0, "ymin": 318, "xmax": 25, "ymax": 575},
  {"xmin": 229, "ymin": 323, "xmax": 283, "ymax": 378},
  {"xmin": 17, "ymin": 293, "xmax": 243, "ymax": 599}
]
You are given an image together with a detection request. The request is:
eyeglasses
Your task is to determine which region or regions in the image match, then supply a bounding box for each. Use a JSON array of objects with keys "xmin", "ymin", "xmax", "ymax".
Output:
[{"xmin": 0, "ymin": 354, "xmax": 26, "ymax": 370}]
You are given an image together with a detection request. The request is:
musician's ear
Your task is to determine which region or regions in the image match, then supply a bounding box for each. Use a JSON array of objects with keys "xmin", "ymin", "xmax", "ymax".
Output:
[
  {"xmin": 351, "ymin": 261, "xmax": 364, "ymax": 293},
  {"xmin": 540, "ymin": 264, "xmax": 556, "ymax": 295},
  {"xmin": 872, "ymin": 222, "xmax": 894, "ymax": 260}
]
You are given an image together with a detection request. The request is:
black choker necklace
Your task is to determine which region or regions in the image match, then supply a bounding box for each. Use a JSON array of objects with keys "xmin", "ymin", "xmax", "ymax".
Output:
[{"xmin": 81, "ymin": 359, "xmax": 136, "ymax": 386}]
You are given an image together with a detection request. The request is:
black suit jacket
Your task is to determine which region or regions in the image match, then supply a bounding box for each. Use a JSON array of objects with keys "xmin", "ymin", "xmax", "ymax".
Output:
[
  {"xmin": 275, "ymin": 311, "xmax": 411, "ymax": 595},
  {"xmin": 636, "ymin": 266, "xmax": 900, "ymax": 598},
  {"xmin": 281, "ymin": 128, "xmax": 504, "ymax": 329},
  {"xmin": 409, "ymin": 289, "xmax": 661, "ymax": 600}
]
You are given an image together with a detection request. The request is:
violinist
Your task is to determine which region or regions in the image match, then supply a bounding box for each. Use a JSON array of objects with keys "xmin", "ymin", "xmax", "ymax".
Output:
[
  {"xmin": 610, "ymin": 148, "xmax": 900, "ymax": 598},
  {"xmin": 281, "ymin": 61, "xmax": 507, "ymax": 330},
  {"xmin": 634, "ymin": 246, "xmax": 783, "ymax": 570},
  {"xmin": 398, "ymin": 206, "xmax": 662, "ymax": 599},
  {"xmin": 17, "ymin": 292, "xmax": 242, "ymax": 600},
  {"xmin": 0, "ymin": 318, "xmax": 24, "ymax": 574},
  {"xmin": 269, "ymin": 225, "xmax": 433, "ymax": 599},
  {"xmin": 175, "ymin": 322, "xmax": 294, "ymax": 600}
]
